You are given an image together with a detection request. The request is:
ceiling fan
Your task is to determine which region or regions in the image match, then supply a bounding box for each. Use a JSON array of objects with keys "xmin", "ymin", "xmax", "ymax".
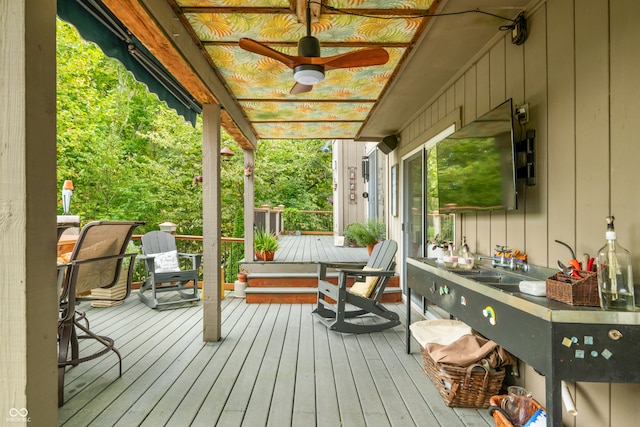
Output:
[{"xmin": 239, "ymin": 1, "xmax": 389, "ymax": 94}]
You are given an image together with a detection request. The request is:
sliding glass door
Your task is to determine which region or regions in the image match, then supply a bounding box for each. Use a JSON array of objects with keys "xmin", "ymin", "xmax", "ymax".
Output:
[{"xmin": 402, "ymin": 151, "xmax": 424, "ymax": 305}]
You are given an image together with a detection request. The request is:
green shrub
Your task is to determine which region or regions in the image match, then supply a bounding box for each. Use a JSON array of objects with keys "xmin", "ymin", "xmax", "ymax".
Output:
[
  {"xmin": 344, "ymin": 219, "xmax": 386, "ymax": 247},
  {"xmin": 282, "ymin": 207, "xmax": 303, "ymax": 231},
  {"xmin": 254, "ymin": 228, "xmax": 279, "ymax": 252}
]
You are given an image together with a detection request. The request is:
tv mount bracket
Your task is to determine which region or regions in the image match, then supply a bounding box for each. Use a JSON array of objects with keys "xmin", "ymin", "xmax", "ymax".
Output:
[{"xmin": 515, "ymin": 130, "xmax": 535, "ymax": 186}]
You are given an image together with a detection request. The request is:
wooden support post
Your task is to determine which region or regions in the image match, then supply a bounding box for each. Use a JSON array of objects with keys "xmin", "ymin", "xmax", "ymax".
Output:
[
  {"xmin": 0, "ymin": 0, "xmax": 58, "ymax": 419},
  {"xmin": 244, "ymin": 149, "xmax": 255, "ymax": 262},
  {"xmin": 202, "ymin": 104, "xmax": 222, "ymax": 341}
]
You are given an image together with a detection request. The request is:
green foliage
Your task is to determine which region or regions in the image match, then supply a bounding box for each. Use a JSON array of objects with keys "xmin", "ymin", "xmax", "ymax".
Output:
[
  {"xmin": 253, "ymin": 140, "xmax": 332, "ymax": 210},
  {"xmin": 425, "ymin": 147, "xmax": 455, "ymax": 243},
  {"xmin": 345, "ymin": 219, "xmax": 386, "ymax": 247},
  {"xmin": 57, "ymin": 20, "xmax": 332, "ymax": 242},
  {"xmin": 232, "ymin": 209, "xmax": 243, "ymax": 237},
  {"xmin": 282, "ymin": 207, "xmax": 302, "ymax": 231},
  {"xmin": 225, "ymin": 210, "xmax": 245, "ymax": 282},
  {"xmin": 56, "ymin": 20, "xmax": 201, "ymax": 233},
  {"xmin": 254, "ymin": 228, "xmax": 279, "ymax": 252},
  {"xmin": 343, "ymin": 223, "xmax": 359, "ymax": 246}
]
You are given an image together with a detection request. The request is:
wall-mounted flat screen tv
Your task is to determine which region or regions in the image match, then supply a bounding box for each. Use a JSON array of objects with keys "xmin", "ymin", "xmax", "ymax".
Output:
[{"xmin": 437, "ymin": 99, "xmax": 516, "ymax": 213}]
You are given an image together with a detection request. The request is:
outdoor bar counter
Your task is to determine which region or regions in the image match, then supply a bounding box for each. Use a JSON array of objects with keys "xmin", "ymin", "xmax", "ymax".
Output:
[{"xmin": 406, "ymin": 257, "xmax": 640, "ymax": 426}]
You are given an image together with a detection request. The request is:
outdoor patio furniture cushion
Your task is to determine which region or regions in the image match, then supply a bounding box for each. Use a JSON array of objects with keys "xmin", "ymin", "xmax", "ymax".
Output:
[
  {"xmin": 348, "ymin": 266, "xmax": 382, "ymax": 297},
  {"xmin": 147, "ymin": 249, "xmax": 181, "ymax": 273},
  {"xmin": 409, "ymin": 319, "xmax": 473, "ymax": 348},
  {"xmin": 75, "ymin": 238, "xmax": 118, "ymax": 293}
]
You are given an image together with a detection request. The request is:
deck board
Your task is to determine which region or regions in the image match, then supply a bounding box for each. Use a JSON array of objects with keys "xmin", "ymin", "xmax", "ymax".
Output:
[
  {"xmin": 313, "ymin": 320, "xmax": 342, "ymax": 427},
  {"xmin": 59, "ymin": 291, "xmax": 492, "ymax": 426},
  {"xmin": 137, "ymin": 299, "xmax": 248, "ymax": 427},
  {"xmin": 272, "ymin": 235, "xmax": 369, "ymax": 264},
  {"xmin": 290, "ymin": 304, "xmax": 317, "ymax": 426},
  {"xmin": 265, "ymin": 303, "xmax": 299, "ymax": 427},
  {"xmin": 343, "ymin": 332, "xmax": 389, "ymax": 427}
]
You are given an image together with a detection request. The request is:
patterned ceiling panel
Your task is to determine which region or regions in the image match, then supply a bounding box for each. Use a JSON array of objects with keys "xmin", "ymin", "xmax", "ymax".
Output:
[
  {"xmin": 177, "ymin": 0, "xmax": 290, "ymax": 7},
  {"xmin": 240, "ymin": 101, "xmax": 375, "ymax": 121},
  {"xmin": 207, "ymin": 46, "xmax": 403, "ymax": 100},
  {"xmin": 177, "ymin": 0, "xmax": 433, "ymax": 10},
  {"xmin": 186, "ymin": 13, "xmax": 421, "ymax": 44},
  {"xmin": 252, "ymin": 121, "xmax": 364, "ymax": 140},
  {"xmin": 174, "ymin": 0, "xmax": 435, "ymax": 140}
]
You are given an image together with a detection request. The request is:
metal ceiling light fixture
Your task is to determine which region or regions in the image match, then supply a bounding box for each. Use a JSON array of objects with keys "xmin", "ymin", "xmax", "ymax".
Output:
[
  {"xmin": 294, "ymin": 64, "xmax": 324, "ymax": 85},
  {"xmin": 293, "ymin": 13, "xmax": 324, "ymax": 85},
  {"xmin": 239, "ymin": 0, "xmax": 388, "ymax": 95}
]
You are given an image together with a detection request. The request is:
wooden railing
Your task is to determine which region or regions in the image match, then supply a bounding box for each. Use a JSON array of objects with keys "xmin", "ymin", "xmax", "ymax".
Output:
[
  {"xmin": 130, "ymin": 208, "xmax": 333, "ymax": 285},
  {"xmin": 254, "ymin": 207, "xmax": 333, "ymax": 235},
  {"xmin": 130, "ymin": 235, "xmax": 244, "ymax": 286}
]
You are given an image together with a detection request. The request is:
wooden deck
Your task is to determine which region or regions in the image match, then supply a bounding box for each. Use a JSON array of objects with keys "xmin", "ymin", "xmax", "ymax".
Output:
[
  {"xmin": 271, "ymin": 235, "xmax": 370, "ymax": 264},
  {"xmin": 241, "ymin": 236, "xmax": 401, "ymax": 304},
  {"xmin": 58, "ymin": 292, "xmax": 495, "ymax": 426}
]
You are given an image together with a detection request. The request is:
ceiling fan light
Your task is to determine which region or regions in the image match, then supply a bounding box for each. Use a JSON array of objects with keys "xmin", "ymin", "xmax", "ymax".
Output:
[{"xmin": 293, "ymin": 64, "xmax": 324, "ymax": 85}]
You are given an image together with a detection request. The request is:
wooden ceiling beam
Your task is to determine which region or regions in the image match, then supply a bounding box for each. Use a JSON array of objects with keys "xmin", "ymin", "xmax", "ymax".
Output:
[
  {"xmin": 238, "ymin": 98, "xmax": 377, "ymax": 103},
  {"xmin": 252, "ymin": 120, "xmax": 363, "ymax": 123},
  {"xmin": 295, "ymin": 0, "xmax": 323, "ymax": 24},
  {"xmin": 103, "ymin": 0, "xmax": 215, "ymax": 103},
  {"xmin": 202, "ymin": 40, "xmax": 409, "ymax": 48},
  {"xmin": 181, "ymin": 7, "xmax": 292, "ymax": 14},
  {"xmin": 180, "ymin": 7, "xmax": 430, "ymax": 18},
  {"xmin": 103, "ymin": 0, "xmax": 256, "ymax": 149}
]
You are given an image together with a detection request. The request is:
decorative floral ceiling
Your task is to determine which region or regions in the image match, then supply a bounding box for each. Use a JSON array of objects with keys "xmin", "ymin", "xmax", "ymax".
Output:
[{"xmin": 174, "ymin": 0, "xmax": 435, "ymax": 140}]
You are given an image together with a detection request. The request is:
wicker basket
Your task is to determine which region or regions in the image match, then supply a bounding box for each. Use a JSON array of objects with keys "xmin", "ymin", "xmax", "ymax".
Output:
[
  {"xmin": 420, "ymin": 346, "xmax": 506, "ymax": 408},
  {"xmin": 488, "ymin": 395, "xmax": 545, "ymax": 427},
  {"xmin": 546, "ymin": 271, "xmax": 599, "ymax": 306}
]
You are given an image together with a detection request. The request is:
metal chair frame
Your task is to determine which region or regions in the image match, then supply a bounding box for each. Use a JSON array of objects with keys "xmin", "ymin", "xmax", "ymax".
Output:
[{"xmin": 57, "ymin": 220, "xmax": 143, "ymax": 407}]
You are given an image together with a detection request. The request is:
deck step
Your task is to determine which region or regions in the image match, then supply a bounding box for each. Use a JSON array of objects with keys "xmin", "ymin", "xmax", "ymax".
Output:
[
  {"xmin": 247, "ymin": 274, "xmax": 399, "ymax": 289},
  {"xmin": 247, "ymin": 272, "xmax": 341, "ymax": 279},
  {"xmin": 245, "ymin": 287, "xmax": 318, "ymax": 294},
  {"xmin": 247, "ymin": 272, "xmax": 341, "ymax": 288},
  {"xmin": 244, "ymin": 286, "xmax": 402, "ymax": 304}
]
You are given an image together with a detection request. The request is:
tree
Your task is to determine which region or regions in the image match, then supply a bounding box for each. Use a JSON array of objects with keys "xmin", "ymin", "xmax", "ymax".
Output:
[
  {"xmin": 254, "ymin": 139, "xmax": 332, "ymax": 210},
  {"xmin": 57, "ymin": 20, "xmax": 332, "ymax": 239},
  {"xmin": 57, "ymin": 19, "xmax": 206, "ymax": 233}
]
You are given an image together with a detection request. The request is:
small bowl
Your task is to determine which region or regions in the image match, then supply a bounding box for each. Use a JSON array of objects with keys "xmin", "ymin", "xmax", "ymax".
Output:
[
  {"xmin": 443, "ymin": 255, "xmax": 458, "ymax": 269},
  {"xmin": 457, "ymin": 257, "xmax": 475, "ymax": 270}
]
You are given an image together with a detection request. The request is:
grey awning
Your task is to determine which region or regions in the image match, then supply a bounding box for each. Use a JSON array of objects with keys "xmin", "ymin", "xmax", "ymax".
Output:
[{"xmin": 57, "ymin": 0, "xmax": 201, "ymax": 125}]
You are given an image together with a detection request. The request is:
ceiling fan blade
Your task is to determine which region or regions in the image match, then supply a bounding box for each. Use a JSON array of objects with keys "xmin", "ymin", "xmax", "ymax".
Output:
[
  {"xmin": 290, "ymin": 82, "xmax": 313, "ymax": 95},
  {"xmin": 239, "ymin": 38, "xmax": 298, "ymax": 69},
  {"xmin": 321, "ymin": 47, "xmax": 390, "ymax": 70}
]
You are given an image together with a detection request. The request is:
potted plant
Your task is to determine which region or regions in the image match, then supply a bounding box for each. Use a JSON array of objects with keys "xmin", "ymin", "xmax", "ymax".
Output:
[
  {"xmin": 343, "ymin": 223, "xmax": 360, "ymax": 248},
  {"xmin": 282, "ymin": 207, "xmax": 302, "ymax": 235},
  {"xmin": 254, "ymin": 228, "xmax": 279, "ymax": 261},
  {"xmin": 235, "ymin": 268, "xmax": 249, "ymax": 298},
  {"xmin": 347, "ymin": 219, "xmax": 386, "ymax": 254}
]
